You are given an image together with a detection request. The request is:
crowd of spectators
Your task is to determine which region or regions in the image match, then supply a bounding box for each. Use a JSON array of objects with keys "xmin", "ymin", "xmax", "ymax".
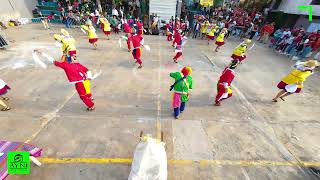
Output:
[{"xmin": 189, "ymin": 4, "xmax": 319, "ymax": 61}]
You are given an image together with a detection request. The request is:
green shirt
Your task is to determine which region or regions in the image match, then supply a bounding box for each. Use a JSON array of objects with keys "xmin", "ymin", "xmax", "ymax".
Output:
[{"xmin": 170, "ymin": 72, "xmax": 193, "ymax": 102}]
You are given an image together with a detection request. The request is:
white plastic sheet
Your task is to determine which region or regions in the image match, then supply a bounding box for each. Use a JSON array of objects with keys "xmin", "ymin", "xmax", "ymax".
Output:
[{"xmin": 128, "ymin": 135, "xmax": 167, "ymax": 180}]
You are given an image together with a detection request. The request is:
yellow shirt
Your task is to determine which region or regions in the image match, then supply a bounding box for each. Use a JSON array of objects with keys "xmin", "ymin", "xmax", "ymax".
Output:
[
  {"xmin": 233, "ymin": 46, "xmax": 246, "ymax": 56},
  {"xmin": 100, "ymin": 19, "xmax": 111, "ymax": 31},
  {"xmin": 200, "ymin": 24, "xmax": 208, "ymax": 33},
  {"xmin": 81, "ymin": 25, "xmax": 98, "ymax": 39},
  {"xmin": 216, "ymin": 33, "xmax": 225, "ymax": 42},
  {"xmin": 54, "ymin": 34, "xmax": 76, "ymax": 52},
  {"xmin": 63, "ymin": 37, "xmax": 76, "ymax": 51},
  {"xmin": 207, "ymin": 28, "xmax": 216, "ymax": 36},
  {"xmin": 282, "ymin": 69, "xmax": 312, "ymax": 88}
]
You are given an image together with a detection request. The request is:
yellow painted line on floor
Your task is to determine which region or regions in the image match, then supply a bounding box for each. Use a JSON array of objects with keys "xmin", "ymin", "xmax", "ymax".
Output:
[
  {"xmin": 39, "ymin": 158, "xmax": 132, "ymax": 164},
  {"xmin": 37, "ymin": 158, "xmax": 320, "ymax": 167}
]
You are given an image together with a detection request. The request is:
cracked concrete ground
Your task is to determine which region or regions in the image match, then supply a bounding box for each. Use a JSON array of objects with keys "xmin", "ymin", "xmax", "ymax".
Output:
[{"xmin": 0, "ymin": 24, "xmax": 319, "ymax": 180}]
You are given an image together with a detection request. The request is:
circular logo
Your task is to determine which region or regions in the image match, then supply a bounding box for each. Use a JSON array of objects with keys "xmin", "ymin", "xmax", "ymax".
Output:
[{"xmin": 14, "ymin": 154, "xmax": 23, "ymax": 163}]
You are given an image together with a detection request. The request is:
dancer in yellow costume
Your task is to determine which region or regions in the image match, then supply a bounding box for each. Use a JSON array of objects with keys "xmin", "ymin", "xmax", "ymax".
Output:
[
  {"xmin": 215, "ymin": 28, "xmax": 227, "ymax": 52},
  {"xmin": 98, "ymin": 16, "xmax": 111, "ymax": 40},
  {"xmin": 81, "ymin": 22, "xmax": 98, "ymax": 49},
  {"xmin": 231, "ymin": 39, "xmax": 251, "ymax": 63},
  {"xmin": 272, "ymin": 60, "xmax": 319, "ymax": 102},
  {"xmin": 207, "ymin": 25, "xmax": 217, "ymax": 45},
  {"xmin": 200, "ymin": 20, "xmax": 210, "ymax": 39},
  {"xmin": 53, "ymin": 29, "xmax": 76, "ymax": 62}
]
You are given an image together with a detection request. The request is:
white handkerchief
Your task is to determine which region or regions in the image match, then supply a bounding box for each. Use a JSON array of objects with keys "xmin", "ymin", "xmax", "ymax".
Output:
[
  {"xmin": 285, "ymin": 84, "xmax": 298, "ymax": 93},
  {"xmin": 144, "ymin": 45, "xmax": 150, "ymax": 51}
]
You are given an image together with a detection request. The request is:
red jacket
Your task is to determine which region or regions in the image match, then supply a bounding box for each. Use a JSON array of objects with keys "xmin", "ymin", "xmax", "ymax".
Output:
[
  {"xmin": 218, "ymin": 68, "xmax": 235, "ymax": 86},
  {"xmin": 54, "ymin": 61, "xmax": 88, "ymax": 83},
  {"xmin": 173, "ymin": 33, "xmax": 182, "ymax": 46},
  {"xmin": 124, "ymin": 23, "xmax": 131, "ymax": 33},
  {"xmin": 137, "ymin": 21, "xmax": 143, "ymax": 30},
  {"xmin": 129, "ymin": 34, "xmax": 143, "ymax": 48},
  {"xmin": 262, "ymin": 24, "xmax": 274, "ymax": 34}
]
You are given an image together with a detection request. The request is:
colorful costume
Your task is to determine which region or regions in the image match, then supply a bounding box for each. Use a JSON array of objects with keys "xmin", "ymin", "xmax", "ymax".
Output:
[
  {"xmin": 128, "ymin": 34, "xmax": 144, "ymax": 68},
  {"xmin": 215, "ymin": 31, "xmax": 225, "ymax": 47},
  {"xmin": 231, "ymin": 39, "xmax": 251, "ymax": 63},
  {"xmin": 207, "ymin": 26, "xmax": 217, "ymax": 40},
  {"xmin": 53, "ymin": 29, "xmax": 76, "ymax": 62},
  {"xmin": 123, "ymin": 22, "xmax": 132, "ymax": 51},
  {"xmin": 170, "ymin": 67, "xmax": 193, "ymax": 119},
  {"xmin": 173, "ymin": 32, "xmax": 182, "ymax": 62},
  {"xmin": 200, "ymin": 21, "xmax": 209, "ymax": 36},
  {"xmin": 99, "ymin": 18, "xmax": 111, "ymax": 37},
  {"xmin": 272, "ymin": 60, "xmax": 319, "ymax": 102},
  {"xmin": 215, "ymin": 67, "xmax": 234, "ymax": 105},
  {"xmin": 54, "ymin": 61, "xmax": 95, "ymax": 109},
  {"xmin": 277, "ymin": 63, "xmax": 314, "ymax": 93},
  {"xmin": 137, "ymin": 21, "xmax": 144, "ymax": 36},
  {"xmin": 166, "ymin": 23, "xmax": 173, "ymax": 41},
  {"xmin": 0, "ymin": 79, "xmax": 11, "ymax": 111},
  {"xmin": 0, "ymin": 79, "xmax": 10, "ymax": 96},
  {"xmin": 81, "ymin": 24, "xmax": 98, "ymax": 44}
]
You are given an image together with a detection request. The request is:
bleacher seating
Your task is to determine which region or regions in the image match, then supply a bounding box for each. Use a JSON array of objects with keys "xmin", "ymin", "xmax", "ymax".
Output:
[{"xmin": 32, "ymin": 0, "xmax": 62, "ymax": 24}]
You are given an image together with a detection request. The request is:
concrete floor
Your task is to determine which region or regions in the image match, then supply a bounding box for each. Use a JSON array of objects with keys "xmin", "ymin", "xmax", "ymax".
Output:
[{"xmin": 0, "ymin": 24, "xmax": 319, "ymax": 180}]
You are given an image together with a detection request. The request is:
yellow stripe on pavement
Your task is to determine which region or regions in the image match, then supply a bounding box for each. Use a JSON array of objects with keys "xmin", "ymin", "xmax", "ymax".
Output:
[{"xmin": 38, "ymin": 158, "xmax": 320, "ymax": 167}]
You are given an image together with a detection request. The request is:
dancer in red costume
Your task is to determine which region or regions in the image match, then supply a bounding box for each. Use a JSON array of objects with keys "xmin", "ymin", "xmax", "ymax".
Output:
[
  {"xmin": 215, "ymin": 60, "xmax": 239, "ymax": 106},
  {"xmin": 166, "ymin": 22, "xmax": 173, "ymax": 41},
  {"xmin": 173, "ymin": 30, "xmax": 187, "ymax": 63},
  {"xmin": 128, "ymin": 30, "xmax": 144, "ymax": 69},
  {"xmin": 34, "ymin": 50, "xmax": 95, "ymax": 111},
  {"xmin": 136, "ymin": 19, "xmax": 144, "ymax": 36},
  {"xmin": 123, "ymin": 20, "xmax": 132, "ymax": 52}
]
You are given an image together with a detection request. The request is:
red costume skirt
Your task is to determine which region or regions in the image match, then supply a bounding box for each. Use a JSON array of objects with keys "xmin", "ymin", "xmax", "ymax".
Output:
[
  {"xmin": 277, "ymin": 81, "xmax": 301, "ymax": 93},
  {"xmin": 69, "ymin": 50, "xmax": 77, "ymax": 57},
  {"xmin": 0, "ymin": 85, "xmax": 10, "ymax": 96},
  {"xmin": 207, "ymin": 35, "xmax": 215, "ymax": 40},
  {"xmin": 215, "ymin": 41, "xmax": 224, "ymax": 46},
  {"xmin": 231, "ymin": 54, "xmax": 246, "ymax": 62},
  {"xmin": 103, "ymin": 31, "xmax": 111, "ymax": 35},
  {"xmin": 89, "ymin": 38, "xmax": 98, "ymax": 44}
]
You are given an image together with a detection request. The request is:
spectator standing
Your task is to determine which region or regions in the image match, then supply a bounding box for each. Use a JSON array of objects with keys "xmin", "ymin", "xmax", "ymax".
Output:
[
  {"xmin": 112, "ymin": 6, "xmax": 119, "ymax": 18},
  {"xmin": 258, "ymin": 22, "xmax": 275, "ymax": 44},
  {"xmin": 192, "ymin": 21, "xmax": 200, "ymax": 39}
]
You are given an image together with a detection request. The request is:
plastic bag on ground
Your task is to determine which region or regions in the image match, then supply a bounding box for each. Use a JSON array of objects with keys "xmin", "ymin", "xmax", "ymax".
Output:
[{"xmin": 128, "ymin": 135, "xmax": 167, "ymax": 180}]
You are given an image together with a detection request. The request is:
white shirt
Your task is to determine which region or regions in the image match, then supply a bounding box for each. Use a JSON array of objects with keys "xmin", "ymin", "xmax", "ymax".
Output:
[
  {"xmin": 281, "ymin": 31, "xmax": 291, "ymax": 38},
  {"xmin": 112, "ymin": 9, "xmax": 119, "ymax": 16}
]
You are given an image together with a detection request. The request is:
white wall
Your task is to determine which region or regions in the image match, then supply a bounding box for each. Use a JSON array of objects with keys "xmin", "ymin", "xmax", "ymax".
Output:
[
  {"xmin": 0, "ymin": 0, "xmax": 38, "ymax": 21},
  {"xmin": 294, "ymin": 16, "xmax": 320, "ymax": 32},
  {"xmin": 278, "ymin": 0, "xmax": 320, "ymax": 16},
  {"xmin": 149, "ymin": 0, "xmax": 177, "ymax": 22}
]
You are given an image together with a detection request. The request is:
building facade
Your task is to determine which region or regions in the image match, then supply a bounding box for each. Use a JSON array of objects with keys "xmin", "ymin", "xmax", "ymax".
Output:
[{"xmin": 270, "ymin": 0, "xmax": 320, "ymax": 32}]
